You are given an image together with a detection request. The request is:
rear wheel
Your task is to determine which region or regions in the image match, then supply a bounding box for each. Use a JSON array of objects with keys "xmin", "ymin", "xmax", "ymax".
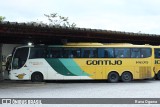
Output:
[
  {"xmin": 121, "ymin": 72, "xmax": 132, "ymax": 82},
  {"xmin": 108, "ymin": 72, "xmax": 119, "ymax": 83},
  {"xmin": 31, "ymin": 72, "xmax": 43, "ymax": 82}
]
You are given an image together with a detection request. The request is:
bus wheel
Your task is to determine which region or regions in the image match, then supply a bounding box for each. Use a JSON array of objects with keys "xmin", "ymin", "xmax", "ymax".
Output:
[
  {"xmin": 156, "ymin": 71, "xmax": 160, "ymax": 80},
  {"xmin": 108, "ymin": 72, "xmax": 119, "ymax": 83},
  {"xmin": 121, "ymin": 72, "xmax": 132, "ymax": 82},
  {"xmin": 31, "ymin": 72, "xmax": 43, "ymax": 82}
]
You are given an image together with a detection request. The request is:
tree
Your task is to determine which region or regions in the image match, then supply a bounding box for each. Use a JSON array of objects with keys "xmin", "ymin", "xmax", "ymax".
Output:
[
  {"xmin": 0, "ymin": 16, "xmax": 5, "ymax": 21},
  {"xmin": 44, "ymin": 13, "xmax": 76, "ymax": 28}
]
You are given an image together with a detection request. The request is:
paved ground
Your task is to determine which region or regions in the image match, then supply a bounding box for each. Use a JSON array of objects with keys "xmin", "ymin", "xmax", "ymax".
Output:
[{"xmin": 0, "ymin": 80, "xmax": 160, "ymax": 107}]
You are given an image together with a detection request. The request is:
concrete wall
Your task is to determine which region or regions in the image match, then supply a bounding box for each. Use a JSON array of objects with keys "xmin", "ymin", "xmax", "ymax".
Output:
[
  {"xmin": 1, "ymin": 44, "xmax": 21, "ymax": 79},
  {"xmin": 2, "ymin": 44, "xmax": 21, "ymax": 62}
]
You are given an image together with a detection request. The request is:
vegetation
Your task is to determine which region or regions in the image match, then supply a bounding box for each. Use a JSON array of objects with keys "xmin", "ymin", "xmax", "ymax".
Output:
[
  {"xmin": 0, "ymin": 13, "xmax": 76, "ymax": 28},
  {"xmin": 0, "ymin": 16, "xmax": 5, "ymax": 21},
  {"xmin": 44, "ymin": 13, "xmax": 76, "ymax": 28}
]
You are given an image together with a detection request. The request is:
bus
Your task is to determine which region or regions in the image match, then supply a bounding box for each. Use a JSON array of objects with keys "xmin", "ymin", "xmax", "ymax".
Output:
[
  {"xmin": 153, "ymin": 46, "xmax": 160, "ymax": 80},
  {"xmin": 8, "ymin": 43, "xmax": 155, "ymax": 82}
]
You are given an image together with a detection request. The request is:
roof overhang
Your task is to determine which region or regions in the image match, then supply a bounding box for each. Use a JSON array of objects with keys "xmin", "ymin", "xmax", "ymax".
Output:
[{"xmin": 0, "ymin": 21, "xmax": 160, "ymax": 45}]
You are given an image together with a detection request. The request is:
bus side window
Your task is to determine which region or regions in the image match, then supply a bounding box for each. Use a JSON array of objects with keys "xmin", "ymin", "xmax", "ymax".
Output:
[
  {"xmin": 98, "ymin": 48, "xmax": 104, "ymax": 58},
  {"xmin": 81, "ymin": 48, "xmax": 97, "ymax": 58},
  {"xmin": 155, "ymin": 49, "xmax": 160, "ymax": 58},
  {"xmin": 62, "ymin": 48, "xmax": 81, "ymax": 58},
  {"xmin": 30, "ymin": 48, "xmax": 46, "ymax": 58},
  {"xmin": 131, "ymin": 48, "xmax": 140, "ymax": 58},
  {"xmin": 116, "ymin": 48, "xmax": 124, "ymax": 58},
  {"xmin": 53, "ymin": 48, "xmax": 62, "ymax": 58},
  {"xmin": 92, "ymin": 49, "xmax": 98, "ymax": 58},
  {"xmin": 104, "ymin": 50, "xmax": 109, "ymax": 58},
  {"xmin": 47, "ymin": 48, "xmax": 63, "ymax": 58},
  {"xmin": 104, "ymin": 48, "xmax": 114, "ymax": 58},
  {"xmin": 115, "ymin": 48, "xmax": 124, "ymax": 58},
  {"xmin": 83, "ymin": 50, "xmax": 90, "ymax": 58},
  {"xmin": 63, "ymin": 49, "xmax": 70, "ymax": 58},
  {"xmin": 141, "ymin": 48, "xmax": 151, "ymax": 58},
  {"xmin": 71, "ymin": 49, "xmax": 81, "ymax": 58},
  {"xmin": 37, "ymin": 49, "xmax": 45, "ymax": 58},
  {"xmin": 115, "ymin": 48, "xmax": 130, "ymax": 58}
]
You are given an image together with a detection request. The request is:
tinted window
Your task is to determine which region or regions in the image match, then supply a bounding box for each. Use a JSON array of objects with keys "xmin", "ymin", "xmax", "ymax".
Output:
[
  {"xmin": 115, "ymin": 48, "xmax": 130, "ymax": 58},
  {"xmin": 155, "ymin": 48, "xmax": 160, "ymax": 58},
  {"xmin": 71, "ymin": 48, "xmax": 81, "ymax": 58},
  {"xmin": 81, "ymin": 48, "xmax": 97, "ymax": 58},
  {"xmin": 131, "ymin": 48, "xmax": 141, "ymax": 58},
  {"xmin": 98, "ymin": 48, "xmax": 104, "ymax": 58},
  {"xmin": 141, "ymin": 48, "xmax": 151, "ymax": 58},
  {"xmin": 131, "ymin": 48, "xmax": 151, "ymax": 58},
  {"xmin": 104, "ymin": 48, "xmax": 114, "ymax": 58},
  {"xmin": 63, "ymin": 48, "xmax": 81, "ymax": 58},
  {"xmin": 29, "ymin": 48, "xmax": 46, "ymax": 59},
  {"xmin": 46, "ymin": 48, "xmax": 62, "ymax": 58}
]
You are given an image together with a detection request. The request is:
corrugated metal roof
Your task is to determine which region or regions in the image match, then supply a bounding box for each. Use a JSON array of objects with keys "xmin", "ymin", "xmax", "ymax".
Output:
[
  {"xmin": 0, "ymin": 21, "xmax": 160, "ymax": 45},
  {"xmin": 0, "ymin": 21, "xmax": 158, "ymax": 37}
]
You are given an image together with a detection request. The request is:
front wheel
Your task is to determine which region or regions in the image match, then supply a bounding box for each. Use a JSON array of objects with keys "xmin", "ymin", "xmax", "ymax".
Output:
[
  {"xmin": 121, "ymin": 72, "xmax": 132, "ymax": 82},
  {"xmin": 156, "ymin": 71, "xmax": 160, "ymax": 80},
  {"xmin": 31, "ymin": 73, "xmax": 43, "ymax": 82},
  {"xmin": 108, "ymin": 72, "xmax": 119, "ymax": 83}
]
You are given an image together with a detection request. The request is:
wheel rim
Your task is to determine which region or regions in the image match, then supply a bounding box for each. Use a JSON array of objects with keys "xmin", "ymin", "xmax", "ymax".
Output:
[
  {"xmin": 35, "ymin": 75, "xmax": 40, "ymax": 81},
  {"xmin": 109, "ymin": 73, "xmax": 119, "ymax": 82},
  {"xmin": 122, "ymin": 72, "xmax": 132, "ymax": 82},
  {"xmin": 111, "ymin": 74, "xmax": 117, "ymax": 80},
  {"xmin": 123, "ymin": 73, "xmax": 130, "ymax": 80}
]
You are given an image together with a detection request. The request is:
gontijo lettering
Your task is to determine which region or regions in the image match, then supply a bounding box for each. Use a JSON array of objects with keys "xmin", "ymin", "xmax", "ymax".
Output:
[{"xmin": 86, "ymin": 60, "xmax": 122, "ymax": 65}]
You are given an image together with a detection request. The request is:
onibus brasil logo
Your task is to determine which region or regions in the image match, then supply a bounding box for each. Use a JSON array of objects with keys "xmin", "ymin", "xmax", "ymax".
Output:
[{"xmin": 2, "ymin": 99, "xmax": 42, "ymax": 104}]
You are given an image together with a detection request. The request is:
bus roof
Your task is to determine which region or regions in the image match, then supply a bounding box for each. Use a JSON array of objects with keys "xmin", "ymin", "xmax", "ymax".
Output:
[
  {"xmin": 65, "ymin": 43, "xmax": 103, "ymax": 46},
  {"xmin": 15, "ymin": 43, "xmax": 152, "ymax": 48}
]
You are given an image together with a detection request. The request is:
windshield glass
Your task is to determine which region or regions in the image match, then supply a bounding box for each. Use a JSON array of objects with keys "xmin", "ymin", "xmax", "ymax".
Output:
[{"xmin": 12, "ymin": 47, "xmax": 29, "ymax": 69}]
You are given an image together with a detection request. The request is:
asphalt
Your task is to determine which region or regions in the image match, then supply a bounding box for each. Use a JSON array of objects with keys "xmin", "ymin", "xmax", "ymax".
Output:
[{"xmin": 0, "ymin": 80, "xmax": 160, "ymax": 107}]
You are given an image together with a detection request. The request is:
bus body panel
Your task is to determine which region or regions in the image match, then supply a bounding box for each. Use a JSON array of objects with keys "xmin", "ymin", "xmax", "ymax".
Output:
[
  {"xmin": 9, "ymin": 43, "xmax": 155, "ymax": 81},
  {"xmin": 9, "ymin": 58, "xmax": 154, "ymax": 80}
]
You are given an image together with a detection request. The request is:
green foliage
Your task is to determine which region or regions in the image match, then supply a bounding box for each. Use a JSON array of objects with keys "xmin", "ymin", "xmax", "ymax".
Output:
[
  {"xmin": 0, "ymin": 16, "xmax": 5, "ymax": 21},
  {"xmin": 44, "ymin": 13, "xmax": 76, "ymax": 28}
]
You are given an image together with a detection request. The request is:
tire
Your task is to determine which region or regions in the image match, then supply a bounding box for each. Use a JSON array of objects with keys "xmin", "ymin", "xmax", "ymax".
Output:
[
  {"xmin": 121, "ymin": 72, "xmax": 132, "ymax": 82},
  {"xmin": 31, "ymin": 73, "xmax": 43, "ymax": 82},
  {"xmin": 156, "ymin": 71, "xmax": 160, "ymax": 80},
  {"xmin": 108, "ymin": 72, "xmax": 119, "ymax": 83}
]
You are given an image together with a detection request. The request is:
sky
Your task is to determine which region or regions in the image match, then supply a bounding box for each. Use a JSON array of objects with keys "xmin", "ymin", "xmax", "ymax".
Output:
[{"xmin": 1, "ymin": 0, "xmax": 160, "ymax": 34}]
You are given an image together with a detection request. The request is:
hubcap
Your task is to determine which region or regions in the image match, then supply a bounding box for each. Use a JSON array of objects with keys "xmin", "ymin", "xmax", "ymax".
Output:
[
  {"xmin": 124, "ymin": 74, "xmax": 129, "ymax": 80},
  {"xmin": 111, "ymin": 74, "xmax": 116, "ymax": 80},
  {"xmin": 35, "ymin": 75, "xmax": 40, "ymax": 80}
]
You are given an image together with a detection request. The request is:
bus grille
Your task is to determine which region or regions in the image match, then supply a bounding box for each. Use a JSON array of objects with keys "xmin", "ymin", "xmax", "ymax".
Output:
[{"xmin": 139, "ymin": 67, "xmax": 152, "ymax": 79}]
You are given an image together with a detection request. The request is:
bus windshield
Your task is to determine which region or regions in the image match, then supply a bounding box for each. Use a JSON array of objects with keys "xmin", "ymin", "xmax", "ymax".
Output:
[{"xmin": 12, "ymin": 47, "xmax": 29, "ymax": 69}]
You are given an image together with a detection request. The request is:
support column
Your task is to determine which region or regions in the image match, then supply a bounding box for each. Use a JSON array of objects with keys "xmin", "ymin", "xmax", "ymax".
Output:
[{"xmin": 0, "ymin": 44, "xmax": 3, "ymax": 80}]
